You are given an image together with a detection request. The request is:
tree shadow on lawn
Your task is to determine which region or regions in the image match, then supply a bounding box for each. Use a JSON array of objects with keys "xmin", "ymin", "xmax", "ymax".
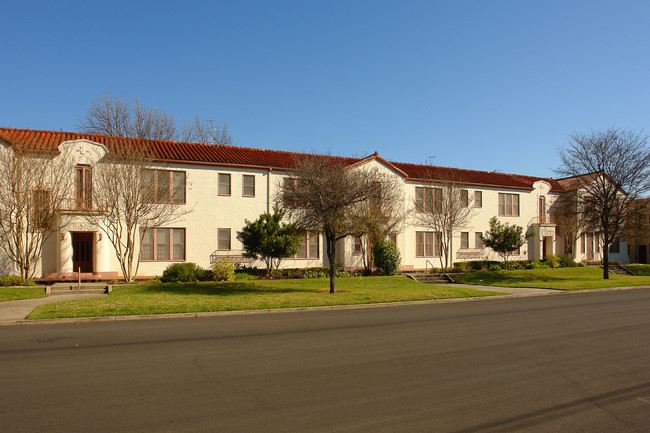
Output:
[{"xmin": 122, "ymin": 281, "xmax": 327, "ymax": 296}]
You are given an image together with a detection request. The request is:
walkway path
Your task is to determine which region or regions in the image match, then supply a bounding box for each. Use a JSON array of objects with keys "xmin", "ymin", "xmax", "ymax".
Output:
[{"xmin": 0, "ymin": 293, "xmax": 105, "ymax": 324}]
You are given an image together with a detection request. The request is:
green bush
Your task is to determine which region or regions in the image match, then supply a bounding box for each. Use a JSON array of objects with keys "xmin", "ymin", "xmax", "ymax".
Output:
[
  {"xmin": 488, "ymin": 263, "xmax": 501, "ymax": 271},
  {"xmin": 211, "ymin": 258, "xmax": 236, "ymax": 281},
  {"xmin": 234, "ymin": 272, "xmax": 257, "ymax": 280},
  {"xmin": 0, "ymin": 276, "xmax": 36, "ymax": 286},
  {"xmin": 558, "ymin": 256, "xmax": 578, "ymax": 268},
  {"xmin": 543, "ymin": 254, "xmax": 561, "ymax": 268},
  {"xmin": 453, "ymin": 262, "xmax": 470, "ymax": 272},
  {"xmin": 373, "ymin": 239, "xmax": 401, "ymax": 276},
  {"xmin": 161, "ymin": 262, "xmax": 201, "ymax": 282},
  {"xmin": 195, "ymin": 268, "xmax": 213, "ymax": 281}
]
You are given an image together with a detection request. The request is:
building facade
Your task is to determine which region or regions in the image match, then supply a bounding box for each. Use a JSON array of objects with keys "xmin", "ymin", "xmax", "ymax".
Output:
[{"xmin": 0, "ymin": 128, "xmax": 629, "ymax": 279}]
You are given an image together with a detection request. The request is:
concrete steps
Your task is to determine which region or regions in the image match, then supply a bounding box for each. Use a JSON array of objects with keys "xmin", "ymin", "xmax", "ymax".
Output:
[
  {"xmin": 404, "ymin": 272, "xmax": 453, "ymax": 284},
  {"xmin": 605, "ymin": 264, "xmax": 635, "ymax": 276},
  {"xmin": 46, "ymin": 283, "xmax": 112, "ymax": 296}
]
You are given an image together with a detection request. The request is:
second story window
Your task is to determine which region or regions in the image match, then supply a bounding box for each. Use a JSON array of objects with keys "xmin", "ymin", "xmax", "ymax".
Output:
[
  {"xmin": 461, "ymin": 190, "xmax": 469, "ymax": 207},
  {"xmin": 242, "ymin": 175, "xmax": 255, "ymax": 197},
  {"xmin": 498, "ymin": 193, "xmax": 520, "ymax": 217},
  {"xmin": 415, "ymin": 187, "xmax": 442, "ymax": 213},
  {"xmin": 474, "ymin": 191, "xmax": 482, "ymax": 208},
  {"xmin": 32, "ymin": 189, "xmax": 51, "ymax": 229},
  {"xmin": 145, "ymin": 169, "xmax": 186, "ymax": 204},
  {"xmin": 75, "ymin": 165, "xmax": 92, "ymax": 209},
  {"xmin": 218, "ymin": 173, "xmax": 231, "ymax": 196}
]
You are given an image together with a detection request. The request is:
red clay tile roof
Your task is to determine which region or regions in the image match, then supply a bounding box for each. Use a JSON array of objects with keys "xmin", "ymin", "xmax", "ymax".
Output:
[{"xmin": 0, "ymin": 127, "xmax": 564, "ymax": 192}]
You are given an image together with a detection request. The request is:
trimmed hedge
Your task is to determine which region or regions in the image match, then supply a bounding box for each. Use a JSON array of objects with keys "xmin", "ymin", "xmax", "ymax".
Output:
[{"xmin": 0, "ymin": 276, "xmax": 36, "ymax": 287}]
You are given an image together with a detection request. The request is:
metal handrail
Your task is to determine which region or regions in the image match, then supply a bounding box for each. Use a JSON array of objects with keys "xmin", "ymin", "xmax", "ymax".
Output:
[{"xmin": 425, "ymin": 260, "xmax": 435, "ymax": 273}]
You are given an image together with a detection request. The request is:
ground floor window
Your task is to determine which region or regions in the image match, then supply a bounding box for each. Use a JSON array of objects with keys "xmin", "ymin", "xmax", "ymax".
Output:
[
  {"xmin": 416, "ymin": 231, "xmax": 441, "ymax": 257},
  {"xmin": 141, "ymin": 228, "xmax": 186, "ymax": 261},
  {"xmin": 218, "ymin": 228, "xmax": 231, "ymax": 250},
  {"xmin": 295, "ymin": 232, "xmax": 319, "ymax": 259}
]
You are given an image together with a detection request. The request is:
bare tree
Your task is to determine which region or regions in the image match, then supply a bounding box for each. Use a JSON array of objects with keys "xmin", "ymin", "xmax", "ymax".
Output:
[
  {"xmin": 414, "ymin": 175, "xmax": 474, "ymax": 268},
  {"xmin": 556, "ymin": 127, "xmax": 650, "ymax": 278},
  {"xmin": 279, "ymin": 156, "xmax": 387, "ymax": 293},
  {"xmin": 0, "ymin": 144, "xmax": 74, "ymax": 279},
  {"xmin": 348, "ymin": 178, "xmax": 408, "ymax": 272},
  {"xmin": 87, "ymin": 142, "xmax": 192, "ymax": 282},
  {"xmin": 549, "ymin": 190, "xmax": 594, "ymax": 258},
  {"xmin": 78, "ymin": 91, "xmax": 231, "ymax": 144},
  {"xmin": 180, "ymin": 117, "xmax": 232, "ymax": 146}
]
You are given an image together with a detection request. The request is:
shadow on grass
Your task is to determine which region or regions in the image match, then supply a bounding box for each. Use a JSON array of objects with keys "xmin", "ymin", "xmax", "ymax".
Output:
[{"xmin": 117, "ymin": 281, "xmax": 324, "ymax": 296}]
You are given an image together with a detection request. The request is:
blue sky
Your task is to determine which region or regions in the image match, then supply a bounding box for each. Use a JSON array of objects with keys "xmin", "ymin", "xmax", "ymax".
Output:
[{"xmin": 2, "ymin": 1, "xmax": 649, "ymax": 178}]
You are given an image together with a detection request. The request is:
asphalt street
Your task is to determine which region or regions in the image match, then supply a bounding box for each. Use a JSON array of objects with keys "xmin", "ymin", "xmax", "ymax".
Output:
[{"xmin": 1, "ymin": 289, "xmax": 649, "ymax": 432}]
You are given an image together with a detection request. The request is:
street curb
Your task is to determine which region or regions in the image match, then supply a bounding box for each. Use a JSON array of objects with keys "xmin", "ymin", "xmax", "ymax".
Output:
[{"xmin": 2, "ymin": 284, "xmax": 648, "ymax": 327}]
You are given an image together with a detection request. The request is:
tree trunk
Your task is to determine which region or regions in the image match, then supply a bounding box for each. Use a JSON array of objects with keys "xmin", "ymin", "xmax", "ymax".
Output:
[
  {"xmin": 326, "ymin": 232, "xmax": 336, "ymax": 293},
  {"xmin": 603, "ymin": 246, "xmax": 609, "ymax": 279}
]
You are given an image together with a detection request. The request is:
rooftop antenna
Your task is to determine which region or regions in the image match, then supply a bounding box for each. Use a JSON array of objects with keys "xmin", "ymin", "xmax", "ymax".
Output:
[
  {"xmin": 208, "ymin": 119, "xmax": 218, "ymax": 145},
  {"xmin": 426, "ymin": 155, "xmax": 436, "ymax": 165}
]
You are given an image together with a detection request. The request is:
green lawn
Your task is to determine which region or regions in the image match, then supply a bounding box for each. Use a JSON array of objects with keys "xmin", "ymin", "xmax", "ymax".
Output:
[
  {"xmin": 452, "ymin": 267, "xmax": 650, "ymax": 290},
  {"xmin": 27, "ymin": 276, "xmax": 503, "ymax": 319},
  {"xmin": 0, "ymin": 286, "xmax": 47, "ymax": 302},
  {"xmin": 625, "ymin": 264, "xmax": 650, "ymax": 276}
]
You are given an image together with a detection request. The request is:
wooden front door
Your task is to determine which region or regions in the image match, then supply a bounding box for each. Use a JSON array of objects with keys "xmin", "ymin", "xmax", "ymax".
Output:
[
  {"xmin": 72, "ymin": 232, "xmax": 93, "ymax": 273},
  {"xmin": 639, "ymin": 245, "xmax": 648, "ymax": 264},
  {"xmin": 586, "ymin": 233, "xmax": 594, "ymax": 261}
]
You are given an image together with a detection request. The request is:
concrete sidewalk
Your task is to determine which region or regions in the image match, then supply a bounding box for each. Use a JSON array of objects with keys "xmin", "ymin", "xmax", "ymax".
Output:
[
  {"xmin": 0, "ymin": 293, "xmax": 105, "ymax": 324},
  {"xmin": 0, "ymin": 284, "xmax": 644, "ymax": 326},
  {"xmin": 446, "ymin": 283, "xmax": 561, "ymax": 296}
]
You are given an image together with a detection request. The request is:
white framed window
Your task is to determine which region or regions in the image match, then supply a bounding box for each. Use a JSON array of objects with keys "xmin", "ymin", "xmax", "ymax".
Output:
[
  {"xmin": 242, "ymin": 175, "xmax": 255, "ymax": 197},
  {"xmin": 140, "ymin": 228, "xmax": 186, "ymax": 261},
  {"xmin": 498, "ymin": 193, "xmax": 520, "ymax": 217},
  {"xmin": 460, "ymin": 232, "xmax": 469, "ymax": 249},
  {"xmin": 217, "ymin": 228, "xmax": 231, "ymax": 250},
  {"xmin": 461, "ymin": 190, "xmax": 469, "ymax": 207},
  {"xmin": 218, "ymin": 173, "xmax": 231, "ymax": 196},
  {"xmin": 475, "ymin": 232, "xmax": 483, "ymax": 249},
  {"xmin": 474, "ymin": 191, "xmax": 482, "ymax": 208},
  {"xmin": 295, "ymin": 232, "xmax": 319, "ymax": 259},
  {"xmin": 415, "ymin": 231, "xmax": 441, "ymax": 257}
]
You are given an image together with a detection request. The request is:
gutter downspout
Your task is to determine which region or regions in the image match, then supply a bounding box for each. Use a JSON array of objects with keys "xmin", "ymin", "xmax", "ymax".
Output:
[{"xmin": 267, "ymin": 168, "xmax": 272, "ymax": 213}]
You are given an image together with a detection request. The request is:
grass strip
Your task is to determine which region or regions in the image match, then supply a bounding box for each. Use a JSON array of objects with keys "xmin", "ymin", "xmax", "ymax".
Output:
[
  {"xmin": 27, "ymin": 276, "xmax": 503, "ymax": 319},
  {"xmin": 452, "ymin": 267, "xmax": 650, "ymax": 290},
  {"xmin": 0, "ymin": 286, "xmax": 47, "ymax": 302}
]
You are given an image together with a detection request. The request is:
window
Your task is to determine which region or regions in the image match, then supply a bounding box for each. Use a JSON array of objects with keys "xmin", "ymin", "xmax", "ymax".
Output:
[
  {"xmin": 217, "ymin": 228, "xmax": 231, "ymax": 250},
  {"xmin": 353, "ymin": 236, "xmax": 363, "ymax": 255},
  {"xmin": 140, "ymin": 228, "xmax": 185, "ymax": 261},
  {"xmin": 242, "ymin": 175, "xmax": 255, "ymax": 197},
  {"xmin": 609, "ymin": 239, "xmax": 620, "ymax": 254},
  {"xmin": 475, "ymin": 232, "xmax": 483, "ymax": 249},
  {"xmin": 415, "ymin": 187, "xmax": 441, "ymax": 213},
  {"xmin": 460, "ymin": 232, "xmax": 469, "ymax": 249},
  {"xmin": 416, "ymin": 231, "xmax": 441, "ymax": 257},
  {"xmin": 283, "ymin": 178, "xmax": 306, "ymax": 208},
  {"xmin": 75, "ymin": 165, "xmax": 92, "ymax": 209},
  {"xmin": 295, "ymin": 232, "xmax": 319, "ymax": 259},
  {"xmin": 461, "ymin": 190, "xmax": 469, "ymax": 207},
  {"xmin": 218, "ymin": 173, "xmax": 231, "ymax": 196},
  {"xmin": 595, "ymin": 234, "xmax": 600, "ymax": 253},
  {"xmin": 145, "ymin": 169, "xmax": 186, "ymax": 204},
  {"xmin": 498, "ymin": 193, "xmax": 520, "ymax": 216},
  {"xmin": 32, "ymin": 189, "xmax": 51, "ymax": 229},
  {"xmin": 389, "ymin": 234, "xmax": 397, "ymax": 245},
  {"xmin": 580, "ymin": 233, "xmax": 586, "ymax": 254},
  {"xmin": 474, "ymin": 191, "xmax": 482, "ymax": 208}
]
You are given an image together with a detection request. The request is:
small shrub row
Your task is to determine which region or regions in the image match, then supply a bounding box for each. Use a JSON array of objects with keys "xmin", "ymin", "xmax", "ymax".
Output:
[
  {"xmin": 452, "ymin": 256, "xmax": 587, "ymax": 272},
  {"xmin": 237, "ymin": 266, "xmax": 365, "ymax": 279},
  {"xmin": 161, "ymin": 261, "xmax": 230, "ymax": 282},
  {"xmin": 0, "ymin": 276, "xmax": 36, "ymax": 286}
]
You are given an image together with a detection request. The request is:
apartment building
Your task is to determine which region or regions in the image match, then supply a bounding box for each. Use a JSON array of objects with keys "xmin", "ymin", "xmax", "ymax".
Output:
[{"xmin": 0, "ymin": 128, "xmax": 629, "ymax": 279}]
